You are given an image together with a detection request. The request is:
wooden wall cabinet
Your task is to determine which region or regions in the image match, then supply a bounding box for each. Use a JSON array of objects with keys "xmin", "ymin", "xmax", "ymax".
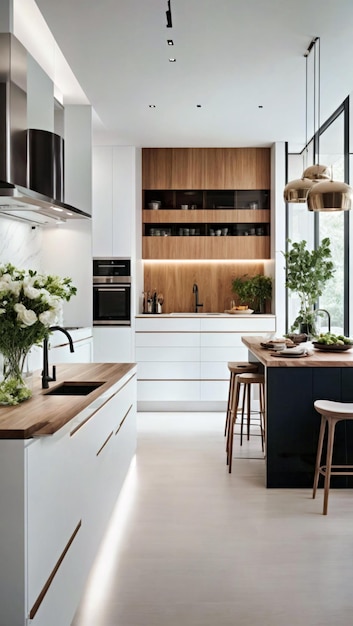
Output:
[{"xmin": 142, "ymin": 147, "xmax": 270, "ymax": 190}]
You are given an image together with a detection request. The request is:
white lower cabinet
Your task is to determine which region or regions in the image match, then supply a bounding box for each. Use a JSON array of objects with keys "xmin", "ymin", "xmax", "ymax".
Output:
[
  {"xmin": 0, "ymin": 369, "xmax": 136, "ymax": 626},
  {"xmin": 135, "ymin": 315, "xmax": 276, "ymax": 409},
  {"xmin": 93, "ymin": 327, "xmax": 133, "ymax": 363}
]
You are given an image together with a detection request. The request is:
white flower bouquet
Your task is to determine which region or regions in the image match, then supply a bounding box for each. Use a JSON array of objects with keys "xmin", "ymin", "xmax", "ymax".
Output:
[{"xmin": 0, "ymin": 263, "xmax": 77, "ymax": 405}]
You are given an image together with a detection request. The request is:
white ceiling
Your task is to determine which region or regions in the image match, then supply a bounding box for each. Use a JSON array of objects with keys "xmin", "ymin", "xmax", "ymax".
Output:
[{"xmin": 25, "ymin": 0, "xmax": 353, "ymax": 149}]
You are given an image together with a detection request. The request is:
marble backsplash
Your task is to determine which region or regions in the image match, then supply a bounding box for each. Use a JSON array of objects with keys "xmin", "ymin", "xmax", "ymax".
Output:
[{"xmin": 0, "ymin": 216, "xmax": 43, "ymax": 269}]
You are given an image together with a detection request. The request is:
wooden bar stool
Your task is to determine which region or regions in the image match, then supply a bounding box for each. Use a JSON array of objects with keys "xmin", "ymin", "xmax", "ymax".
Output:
[
  {"xmin": 224, "ymin": 362, "xmax": 259, "ymax": 441},
  {"xmin": 313, "ymin": 399, "xmax": 353, "ymax": 515},
  {"xmin": 227, "ymin": 372, "xmax": 265, "ymax": 473}
]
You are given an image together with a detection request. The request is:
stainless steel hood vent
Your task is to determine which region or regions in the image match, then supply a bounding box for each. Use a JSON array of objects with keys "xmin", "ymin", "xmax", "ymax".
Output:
[
  {"xmin": 0, "ymin": 180, "xmax": 91, "ymax": 224},
  {"xmin": 0, "ymin": 33, "xmax": 90, "ymax": 225}
]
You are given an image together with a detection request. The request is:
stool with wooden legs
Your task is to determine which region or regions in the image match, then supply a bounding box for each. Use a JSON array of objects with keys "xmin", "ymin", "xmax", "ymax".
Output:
[
  {"xmin": 224, "ymin": 362, "xmax": 259, "ymax": 443},
  {"xmin": 227, "ymin": 372, "xmax": 265, "ymax": 473},
  {"xmin": 313, "ymin": 399, "xmax": 353, "ymax": 515}
]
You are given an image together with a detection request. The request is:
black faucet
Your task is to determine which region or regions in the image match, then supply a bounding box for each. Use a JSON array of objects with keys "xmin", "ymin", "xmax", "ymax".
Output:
[
  {"xmin": 315, "ymin": 308, "xmax": 331, "ymax": 333},
  {"xmin": 42, "ymin": 326, "xmax": 75, "ymax": 389},
  {"xmin": 192, "ymin": 283, "xmax": 203, "ymax": 313}
]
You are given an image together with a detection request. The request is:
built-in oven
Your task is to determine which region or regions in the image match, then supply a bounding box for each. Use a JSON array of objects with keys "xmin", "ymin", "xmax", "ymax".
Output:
[{"xmin": 93, "ymin": 258, "xmax": 131, "ymax": 326}]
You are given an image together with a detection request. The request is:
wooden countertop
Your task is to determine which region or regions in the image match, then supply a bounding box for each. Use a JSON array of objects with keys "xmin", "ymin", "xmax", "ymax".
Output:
[
  {"xmin": 0, "ymin": 363, "xmax": 136, "ymax": 440},
  {"xmin": 242, "ymin": 336, "xmax": 353, "ymax": 368}
]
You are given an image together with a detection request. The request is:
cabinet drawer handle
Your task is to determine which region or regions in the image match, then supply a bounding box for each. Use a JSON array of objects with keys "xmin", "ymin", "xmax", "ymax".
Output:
[
  {"xmin": 29, "ymin": 520, "xmax": 82, "ymax": 619},
  {"xmin": 115, "ymin": 404, "xmax": 132, "ymax": 435},
  {"xmin": 96, "ymin": 430, "xmax": 114, "ymax": 456}
]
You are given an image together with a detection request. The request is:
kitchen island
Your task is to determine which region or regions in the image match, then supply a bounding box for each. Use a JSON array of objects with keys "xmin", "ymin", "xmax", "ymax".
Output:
[
  {"xmin": 242, "ymin": 336, "xmax": 353, "ymax": 488},
  {"xmin": 0, "ymin": 362, "xmax": 137, "ymax": 626}
]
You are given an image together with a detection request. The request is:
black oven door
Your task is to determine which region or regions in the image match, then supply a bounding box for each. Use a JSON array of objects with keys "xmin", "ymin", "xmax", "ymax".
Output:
[{"xmin": 93, "ymin": 284, "xmax": 131, "ymax": 326}]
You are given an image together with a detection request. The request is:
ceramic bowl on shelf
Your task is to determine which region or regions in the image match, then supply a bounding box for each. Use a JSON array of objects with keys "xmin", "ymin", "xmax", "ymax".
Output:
[{"xmin": 148, "ymin": 201, "xmax": 161, "ymax": 210}]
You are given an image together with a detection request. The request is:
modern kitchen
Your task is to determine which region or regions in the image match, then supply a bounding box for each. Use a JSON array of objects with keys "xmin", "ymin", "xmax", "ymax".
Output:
[{"xmin": 1, "ymin": 1, "xmax": 353, "ymax": 625}]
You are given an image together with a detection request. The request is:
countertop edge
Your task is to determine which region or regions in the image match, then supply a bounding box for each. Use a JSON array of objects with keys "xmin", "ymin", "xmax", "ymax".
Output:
[{"xmin": 0, "ymin": 362, "xmax": 137, "ymax": 439}]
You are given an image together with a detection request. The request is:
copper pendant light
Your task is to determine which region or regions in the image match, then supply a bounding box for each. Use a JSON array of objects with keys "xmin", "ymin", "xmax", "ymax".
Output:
[
  {"xmin": 305, "ymin": 37, "xmax": 352, "ymax": 212},
  {"xmin": 283, "ymin": 176, "xmax": 314, "ymax": 203},
  {"xmin": 307, "ymin": 177, "xmax": 353, "ymax": 212}
]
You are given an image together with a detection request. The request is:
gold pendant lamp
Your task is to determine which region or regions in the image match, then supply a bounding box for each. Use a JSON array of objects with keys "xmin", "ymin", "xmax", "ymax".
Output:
[
  {"xmin": 306, "ymin": 37, "xmax": 352, "ymax": 212},
  {"xmin": 307, "ymin": 176, "xmax": 353, "ymax": 211}
]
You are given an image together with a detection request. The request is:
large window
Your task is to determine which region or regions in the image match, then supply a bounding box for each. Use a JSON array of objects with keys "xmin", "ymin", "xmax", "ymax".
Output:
[{"xmin": 286, "ymin": 99, "xmax": 349, "ymax": 336}]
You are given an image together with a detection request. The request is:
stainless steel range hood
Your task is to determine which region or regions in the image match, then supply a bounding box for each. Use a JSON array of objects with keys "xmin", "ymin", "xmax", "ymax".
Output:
[
  {"xmin": 0, "ymin": 181, "xmax": 91, "ymax": 224},
  {"xmin": 0, "ymin": 33, "xmax": 90, "ymax": 225}
]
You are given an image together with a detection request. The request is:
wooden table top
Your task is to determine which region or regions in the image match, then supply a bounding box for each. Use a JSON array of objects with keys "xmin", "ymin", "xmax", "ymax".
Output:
[
  {"xmin": 0, "ymin": 363, "xmax": 136, "ymax": 439},
  {"xmin": 242, "ymin": 336, "xmax": 353, "ymax": 368}
]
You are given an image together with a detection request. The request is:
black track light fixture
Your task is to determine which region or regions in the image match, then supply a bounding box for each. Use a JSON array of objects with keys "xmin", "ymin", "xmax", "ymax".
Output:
[{"xmin": 166, "ymin": 0, "xmax": 172, "ymax": 27}]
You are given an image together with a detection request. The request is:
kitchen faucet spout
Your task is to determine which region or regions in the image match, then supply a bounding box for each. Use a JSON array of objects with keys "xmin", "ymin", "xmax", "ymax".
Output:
[
  {"xmin": 192, "ymin": 283, "xmax": 203, "ymax": 313},
  {"xmin": 315, "ymin": 308, "xmax": 331, "ymax": 333},
  {"xmin": 42, "ymin": 326, "xmax": 74, "ymax": 389}
]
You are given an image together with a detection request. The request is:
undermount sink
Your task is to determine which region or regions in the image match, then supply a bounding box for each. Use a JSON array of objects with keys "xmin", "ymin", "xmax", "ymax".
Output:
[{"xmin": 45, "ymin": 381, "xmax": 104, "ymax": 396}]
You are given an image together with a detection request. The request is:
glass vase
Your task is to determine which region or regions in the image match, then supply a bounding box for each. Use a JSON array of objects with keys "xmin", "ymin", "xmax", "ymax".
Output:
[{"xmin": 0, "ymin": 349, "xmax": 33, "ymax": 405}]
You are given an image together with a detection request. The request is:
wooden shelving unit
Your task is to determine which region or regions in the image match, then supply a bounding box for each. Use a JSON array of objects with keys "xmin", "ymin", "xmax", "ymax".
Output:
[{"xmin": 142, "ymin": 148, "xmax": 271, "ymax": 260}]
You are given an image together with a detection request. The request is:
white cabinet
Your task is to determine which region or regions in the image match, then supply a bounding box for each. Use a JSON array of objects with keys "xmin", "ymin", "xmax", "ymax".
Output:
[
  {"xmin": 93, "ymin": 327, "xmax": 133, "ymax": 362},
  {"xmin": 92, "ymin": 146, "xmax": 139, "ymax": 258},
  {"xmin": 0, "ymin": 368, "xmax": 137, "ymax": 626},
  {"xmin": 135, "ymin": 315, "xmax": 276, "ymax": 410}
]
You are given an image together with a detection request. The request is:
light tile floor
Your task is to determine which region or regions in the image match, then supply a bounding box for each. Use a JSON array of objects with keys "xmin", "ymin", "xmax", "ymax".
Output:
[{"xmin": 72, "ymin": 412, "xmax": 353, "ymax": 626}]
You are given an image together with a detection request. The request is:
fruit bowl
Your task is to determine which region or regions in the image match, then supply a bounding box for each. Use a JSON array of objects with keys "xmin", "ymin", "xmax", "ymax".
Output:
[{"xmin": 312, "ymin": 342, "xmax": 353, "ymax": 352}]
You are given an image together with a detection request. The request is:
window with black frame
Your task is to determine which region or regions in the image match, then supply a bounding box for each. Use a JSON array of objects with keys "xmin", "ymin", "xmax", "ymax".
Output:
[{"xmin": 286, "ymin": 99, "xmax": 349, "ymax": 336}]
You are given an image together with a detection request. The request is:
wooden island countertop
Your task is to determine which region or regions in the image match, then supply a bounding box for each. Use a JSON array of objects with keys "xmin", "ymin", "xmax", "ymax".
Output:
[
  {"xmin": 0, "ymin": 362, "xmax": 136, "ymax": 439},
  {"xmin": 241, "ymin": 336, "xmax": 353, "ymax": 368}
]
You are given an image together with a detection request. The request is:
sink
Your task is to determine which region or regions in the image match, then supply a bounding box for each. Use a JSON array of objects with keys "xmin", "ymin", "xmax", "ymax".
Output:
[{"xmin": 45, "ymin": 381, "xmax": 104, "ymax": 396}]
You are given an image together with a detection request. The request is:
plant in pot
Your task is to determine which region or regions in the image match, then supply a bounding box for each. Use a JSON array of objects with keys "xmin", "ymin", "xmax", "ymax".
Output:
[
  {"xmin": 282, "ymin": 237, "xmax": 335, "ymax": 337},
  {"xmin": 231, "ymin": 274, "xmax": 272, "ymax": 313}
]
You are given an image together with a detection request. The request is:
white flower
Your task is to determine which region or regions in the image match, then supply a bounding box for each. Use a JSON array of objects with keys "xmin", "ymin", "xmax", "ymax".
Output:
[
  {"xmin": 0, "ymin": 277, "xmax": 21, "ymax": 297},
  {"xmin": 14, "ymin": 303, "xmax": 37, "ymax": 326},
  {"xmin": 39, "ymin": 309, "xmax": 57, "ymax": 326},
  {"xmin": 23, "ymin": 276, "xmax": 41, "ymax": 300}
]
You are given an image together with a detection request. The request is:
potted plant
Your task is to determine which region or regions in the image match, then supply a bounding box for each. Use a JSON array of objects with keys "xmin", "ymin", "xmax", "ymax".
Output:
[
  {"xmin": 232, "ymin": 274, "xmax": 272, "ymax": 313},
  {"xmin": 282, "ymin": 237, "xmax": 335, "ymax": 336}
]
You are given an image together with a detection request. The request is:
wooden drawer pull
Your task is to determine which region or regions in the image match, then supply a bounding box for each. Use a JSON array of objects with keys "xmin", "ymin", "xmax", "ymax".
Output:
[
  {"xmin": 96, "ymin": 430, "xmax": 114, "ymax": 456},
  {"xmin": 29, "ymin": 520, "xmax": 82, "ymax": 619},
  {"xmin": 115, "ymin": 404, "xmax": 132, "ymax": 435}
]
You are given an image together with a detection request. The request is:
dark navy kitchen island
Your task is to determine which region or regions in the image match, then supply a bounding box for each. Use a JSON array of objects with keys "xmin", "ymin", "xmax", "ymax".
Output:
[{"xmin": 242, "ymin": 336, "xmax": 353, "ymax": 488}]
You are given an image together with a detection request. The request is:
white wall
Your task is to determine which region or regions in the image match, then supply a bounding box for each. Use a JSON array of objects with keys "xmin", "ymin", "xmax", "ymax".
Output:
[
  {"xmin": 27, "ymin": 53, "xmax": 54, "ymax": 132},
  {"xmin": 64, "ymin": 105, "xmax": 92, "ymax": 214},
  {"xmin": 41, "ymin": 221, "xmax": 92, "ymax": 327}
]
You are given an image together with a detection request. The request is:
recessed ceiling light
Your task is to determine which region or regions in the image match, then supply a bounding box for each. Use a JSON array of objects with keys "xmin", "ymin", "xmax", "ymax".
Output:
[
  {"xmin": 53, "ymin": 207, "xmax": 63, "ymax": 212},
  {"xmin": 66, "ymin": 212, "xmax": 73, "ymax": 216},
  {"xmin": 167, "ymin": 39, "xmax": 174, "ymax": 45},
  {"xmin": 149, "ymin": 104, "xmax": 156, "ymax": 108},
  {"xmin": 169, "ymin": 58, "xmax": 176, "ymax": 62}
]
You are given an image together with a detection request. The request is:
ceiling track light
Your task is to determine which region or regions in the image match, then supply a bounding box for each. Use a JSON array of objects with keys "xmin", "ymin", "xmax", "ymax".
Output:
[
  {"xmin": 166, "ymin": 0, "xmax": 172, "ymax": 27},
  {"xmin": 167, "ymin": 39, "xmax": 174, "ymax": 45}
]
